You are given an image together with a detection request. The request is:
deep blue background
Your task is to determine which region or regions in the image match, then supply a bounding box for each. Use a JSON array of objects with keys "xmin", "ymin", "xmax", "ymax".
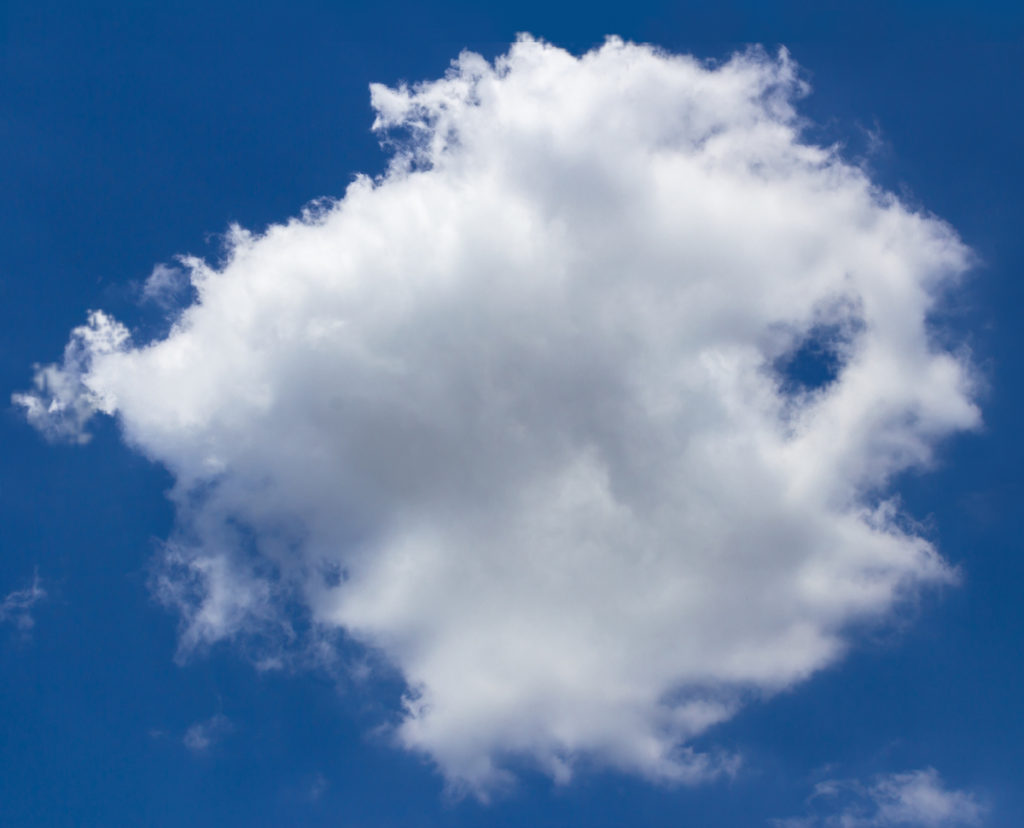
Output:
[{"xmin": 2, "ymin": 2, "xmax": 1022, "ymax": 825}]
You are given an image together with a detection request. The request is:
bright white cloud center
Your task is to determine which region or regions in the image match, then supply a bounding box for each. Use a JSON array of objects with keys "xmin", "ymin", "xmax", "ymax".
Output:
[{"xmin": 17, "ymin": 36, "xmax": 979, "ymax": 792}]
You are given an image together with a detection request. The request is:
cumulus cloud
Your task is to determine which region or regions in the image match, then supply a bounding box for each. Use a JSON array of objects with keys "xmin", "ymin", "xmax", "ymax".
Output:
[
  {"xmin": 0, "ymin": 572, "xmax": 47, "ymax": 633},
  {"xmin": 775, "ymin": 768, "xmax": 987, "ymax": 827},
  {"xmin": 15, "ymin": 37, "xmax": 979, "ymax": 793}
]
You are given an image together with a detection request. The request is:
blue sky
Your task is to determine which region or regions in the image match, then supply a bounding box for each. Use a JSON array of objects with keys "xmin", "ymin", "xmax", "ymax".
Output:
[{"xmin": 2, "ymin": 2, "xmax": 1022, "ymax": 826}]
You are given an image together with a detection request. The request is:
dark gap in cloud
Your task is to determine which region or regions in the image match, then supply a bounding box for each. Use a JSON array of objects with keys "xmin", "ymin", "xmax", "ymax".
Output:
[
  {"xmin": 318, "ymin": 560, "xmax": 346, "ymax": 589},
  {"xmin": 774, "ymin": 322, "xmax": 858, "ymax": 395}
]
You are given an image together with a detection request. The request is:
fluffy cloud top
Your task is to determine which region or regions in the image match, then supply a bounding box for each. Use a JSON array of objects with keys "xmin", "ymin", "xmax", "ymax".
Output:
[
  {"xmin": 775, "ymin": 768, "xmax": 987, "ymax": 827},
  {"xmin": 16, "ymin": 37, "xmax": 978, "ymax": 792}
]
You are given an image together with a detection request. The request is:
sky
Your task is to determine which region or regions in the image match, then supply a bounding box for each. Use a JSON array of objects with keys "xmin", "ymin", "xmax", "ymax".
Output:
[{"xmin": 2, "ymin": 2, "xmax": 1022, "ymax": 826}]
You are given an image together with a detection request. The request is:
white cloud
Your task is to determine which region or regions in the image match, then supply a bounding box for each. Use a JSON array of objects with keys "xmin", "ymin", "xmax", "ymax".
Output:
[
  {"xmin": 15, "ymin": 37, "xmax": 979, "ymax": 794},
  {"xmin": 183, "ymin": 713, "xmax": 232, "ymax": 753},
  {"xmin": 0, "ymin": 572, "xmax": 47, "ymax": 633},
  {"xmin": 141, "ymin": 262, "xmax": 190, "ymax": 307},
  {"xmin": 775, "ymin": 768, "xmax": 987, "ymax": 827},
  {"xmin": 13, "ymin": 311, "xmax": 128, "ymax": 444}
]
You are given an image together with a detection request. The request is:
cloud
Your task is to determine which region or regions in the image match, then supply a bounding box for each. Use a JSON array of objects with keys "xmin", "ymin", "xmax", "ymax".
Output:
[
  {"xmin": 774, "ymin": 768, "xmax": 987, "ymax": 827},
  {"xmin": 307, "ymin": 772, "xmax": 329, "ymax": 802},
  {"xmin": 182, "ymin": 713, "xmax": 232, "ymax": 753},
  {"xmin": 15, "ymin": 37, "xmax": 979, "ymax": 793},
  {"xmin": 0, "ymin": 572, "xmax": 47, "ymax": 633},
  {"xmin": 141, "ymin": 262, "xmax": 191, "ymax": 308},
  {"xmin": 13, "ymin": 311, "xmax": 128, "ymax": 444}
]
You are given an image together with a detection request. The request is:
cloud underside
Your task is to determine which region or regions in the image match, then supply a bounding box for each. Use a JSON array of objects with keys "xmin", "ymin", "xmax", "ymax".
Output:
[{"xmin": 17, "ymin": 37, "xmax": 979, "ymax": 792}]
